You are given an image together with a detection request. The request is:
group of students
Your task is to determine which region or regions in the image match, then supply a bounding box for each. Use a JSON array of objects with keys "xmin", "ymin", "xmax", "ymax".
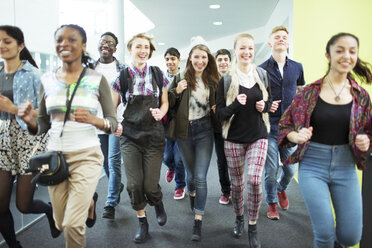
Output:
[{"xmin": 0, "ymin": 23, "xmax": 371, "ymax": 248}]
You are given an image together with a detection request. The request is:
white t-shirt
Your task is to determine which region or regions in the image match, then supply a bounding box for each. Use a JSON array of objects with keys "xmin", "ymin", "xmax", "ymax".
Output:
[
  {"xmin": 95, "ymin": 61, "xmax": 124, "ymax": 134},
  {"xmin": 277, "ymin": 62, "xmax": 285, "ymax": 78}
]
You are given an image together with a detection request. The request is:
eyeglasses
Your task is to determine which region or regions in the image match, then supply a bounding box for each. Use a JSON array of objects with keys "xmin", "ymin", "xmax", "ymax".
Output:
[{"xmin": 99, "ymin": 39, "xmax": 116, "ymax": 47}]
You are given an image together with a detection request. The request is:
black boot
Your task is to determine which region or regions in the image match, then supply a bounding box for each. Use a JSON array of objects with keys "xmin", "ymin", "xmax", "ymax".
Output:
[
  {"xmin": 189, "ymin": 195, "xmax": 195, "ymax": 212},
  {"xmin": 248, "ymin": 224, "xmax": 261, "ymax": 248},
  {"xmin": 134, "ymin": 216, "xmax": 150, "ymax": 243},
  {"xmin": 16, "ymin": 241, "xmax": 23, "ymax": 248},
  {"xmin": 233, "ymin": 215, "xmax": 244, "ymax": 238},
  {"xmin": 46, "ymin": 203, "xmax": 62, "ymax": 238},
  {"xmin": 191, "ymin": 219, "xmax": 202, "ymax": 241},
  {"xmin": 154, "ymin": 201, "xmax": 167, "ymax": 226}
]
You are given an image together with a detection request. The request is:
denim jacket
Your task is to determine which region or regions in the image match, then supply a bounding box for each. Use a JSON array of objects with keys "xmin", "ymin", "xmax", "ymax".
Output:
[
  {"xmin": 278, "ymin": 78, "xmax": 372, "ymax": 170},
  {"xmin": 0, "ymin": 60, "xmax": 41, "ymax": 130}
]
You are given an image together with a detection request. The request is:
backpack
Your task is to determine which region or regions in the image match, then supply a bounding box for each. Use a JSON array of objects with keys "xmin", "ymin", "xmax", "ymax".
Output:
[
  {"xmin": 223, "ymin": 67, "xmax": 269, "ymax": 99},
  {"xmin": 118, "ymin": 65, "xmax": 164, "ymax": 106}
]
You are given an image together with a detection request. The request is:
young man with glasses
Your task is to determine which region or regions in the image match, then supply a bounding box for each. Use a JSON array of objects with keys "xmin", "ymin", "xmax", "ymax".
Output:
[{"xmin": 94, "ymin": 32, "xmax": 124, "ymax": 219}]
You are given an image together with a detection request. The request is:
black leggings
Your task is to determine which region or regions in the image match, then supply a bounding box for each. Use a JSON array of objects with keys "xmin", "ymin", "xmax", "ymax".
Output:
[{"xmin": 0, "ymin": 170, "xmax": 52, "ymax": 248}]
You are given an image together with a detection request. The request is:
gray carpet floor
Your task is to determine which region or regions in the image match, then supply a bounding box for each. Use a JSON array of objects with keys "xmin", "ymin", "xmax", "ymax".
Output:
[{"xmin": 1, "ymin": 152, "xmax": 313, "ymax": 248}]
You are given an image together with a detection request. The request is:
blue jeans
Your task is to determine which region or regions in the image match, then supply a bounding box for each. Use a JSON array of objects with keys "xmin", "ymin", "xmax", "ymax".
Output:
[
  {"xmin": 264, "ymin": 130, "xmax": 298, "ymax": 204},
  {"xmin": 163, "ymin": 138, "xmax": 186, "ymax": 189},
  {"xmin": 299, "ymin": 142, "xmax": 362, "ymax": 248},
  {"xmin": 177, "ymin": 115, "xmax": 214, "ymax": 215},
  {"xmin": 99, "ymin": 134, "xmax": 122, "ymax": 207}
]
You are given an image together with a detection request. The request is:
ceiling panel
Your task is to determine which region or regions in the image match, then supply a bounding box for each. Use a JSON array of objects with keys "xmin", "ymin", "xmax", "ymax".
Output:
[{"xmin": 129, "ymin": 0, "xmax": 279, "ymax": 54}]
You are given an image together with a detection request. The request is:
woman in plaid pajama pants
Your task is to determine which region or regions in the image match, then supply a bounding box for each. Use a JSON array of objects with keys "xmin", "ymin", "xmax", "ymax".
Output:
[{"xmin": 216, "ymin": 33, "xmax": 278, "ymax": 248}]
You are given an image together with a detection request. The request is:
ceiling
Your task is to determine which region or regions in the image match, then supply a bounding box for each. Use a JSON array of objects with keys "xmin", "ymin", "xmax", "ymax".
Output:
[{"xmin": 129, "ymin": 0, "xmax": 279, "ymax": 56}]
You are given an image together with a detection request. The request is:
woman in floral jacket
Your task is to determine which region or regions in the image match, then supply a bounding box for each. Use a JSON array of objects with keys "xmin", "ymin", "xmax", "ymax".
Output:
[{"xmin": 278, "ymin": 33, "xmax": 372, "ymax": 248}]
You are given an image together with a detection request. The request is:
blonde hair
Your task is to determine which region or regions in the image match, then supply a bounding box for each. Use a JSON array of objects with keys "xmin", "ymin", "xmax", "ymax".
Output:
[
  {"xmin": 222, "ymin": 33, "xmax": 270, "ymax": 138},
  {"xmin": 270, "ymin": 26, "xmax": 289, "ymax": 36},
  {"xmin": 230, "ymin": 33, "xmax": 255, "ymax": 73},
  {"xmin": 233, "ymin": 33, "xmax": 254, "ymax": 49},
  {"xmin": 127, "ymin": 33, "xmax": 156, "ymax": 59}
]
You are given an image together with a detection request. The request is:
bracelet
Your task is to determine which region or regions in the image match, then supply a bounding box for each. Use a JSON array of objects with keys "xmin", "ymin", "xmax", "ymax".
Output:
[
  {"xmin": 107, "ymin": 120, "xmax": 111, "ymax": 130},
  {"xmin": 103, "ymin": 118, "xmax": 111, "ymax": 131},
  {"xmin": 106, "ymin": 119, "xmax": 111, "ymax": 130},
  {"xmin": 103, "ymin": 119, "xmax": 107, "ymax": 130}
]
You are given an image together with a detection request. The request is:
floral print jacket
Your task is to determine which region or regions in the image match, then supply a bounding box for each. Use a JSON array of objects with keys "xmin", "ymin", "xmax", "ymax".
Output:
[{"xmin": 278, "ymin": 78, "xmax": 372, "ymax": 170}]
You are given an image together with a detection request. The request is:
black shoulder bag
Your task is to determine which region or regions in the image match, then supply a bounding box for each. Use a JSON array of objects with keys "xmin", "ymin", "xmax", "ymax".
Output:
[{"xmin": 26, "ymin": 68, "xmax": 87, "ymax": 186}]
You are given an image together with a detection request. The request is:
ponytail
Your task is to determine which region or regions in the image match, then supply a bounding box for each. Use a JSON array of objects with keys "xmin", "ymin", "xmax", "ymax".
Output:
[
  {"xmin": 20, "ymin": 46, "xmax": 38, "ymax": 68},
  {"xmin": 82, "ymin": 51, "xmax": 94, "ymax": 69},
  {"xmin": 0, "ymin": 25, "xmax": 38, "ymax": 69},
  {"xmin": 325, "ymin": 32, "xmax": 372, "ymax": 84},
  {"xmin": 352, "ymin": 58, "xmax": 372, "ymax": 84}
]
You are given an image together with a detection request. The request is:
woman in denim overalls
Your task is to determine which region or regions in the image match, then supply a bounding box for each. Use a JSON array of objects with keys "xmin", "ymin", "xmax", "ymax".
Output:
[{"xmin": 112, "ymin": 33, "xmax": 169, "ymax": 243}]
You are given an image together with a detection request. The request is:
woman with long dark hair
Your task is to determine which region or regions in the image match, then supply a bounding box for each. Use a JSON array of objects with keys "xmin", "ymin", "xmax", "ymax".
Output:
[
  {"xmin": 278, "ymin": 32, "xmax": 372, "ymax": 247},
  {"xmin": 168, "ymin": 44, "xmax": 219, "ymax": 241},
  {"xmin": 19, "ymin": 24, "xmax": 118, "ymax": 247},
  {"xmin": 0, "ymin": 25, "xmax": 60, "ymax": 248}
]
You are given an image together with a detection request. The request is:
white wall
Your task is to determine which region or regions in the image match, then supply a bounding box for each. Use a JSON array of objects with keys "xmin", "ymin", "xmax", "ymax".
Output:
[
  {"xmin": 0, "ymin": 0, "xmax": 15, "ymax": 25},
  {"xmin": 0, "ymin": 0, "xmax": 59, "ymax": 55}
]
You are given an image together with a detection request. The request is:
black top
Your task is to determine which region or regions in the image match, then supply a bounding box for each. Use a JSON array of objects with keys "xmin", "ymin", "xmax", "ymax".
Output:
[
  {"xmin": 0, "ymin": 69, "xmax": 16, "ymax": 120},
  {"xmin": 216, "ymin": 83, "xmax": 268, "ymax": 144},
  {"xmin": 310, "ymin": 97, "xmax": 352, "ymax": 145}
]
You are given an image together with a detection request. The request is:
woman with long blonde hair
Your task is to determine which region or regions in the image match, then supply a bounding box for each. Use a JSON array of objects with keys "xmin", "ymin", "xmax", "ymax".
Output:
[{"xmin": 216, "ymin": 33, "xmax": 276, "ymax": 248}]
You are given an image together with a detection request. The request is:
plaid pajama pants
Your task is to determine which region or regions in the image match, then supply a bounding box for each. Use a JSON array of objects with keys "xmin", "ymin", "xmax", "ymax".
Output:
[{"xmin": 224, "ymin": 138, "xmax": 268, "ymax": 221}]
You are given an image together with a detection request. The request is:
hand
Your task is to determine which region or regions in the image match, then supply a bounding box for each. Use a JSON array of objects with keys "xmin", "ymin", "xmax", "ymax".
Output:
[
  {"xmin": 18, "ymin": 100, "xmax": 34, "ymax": 124},
  {"xmin": 74, "ymin": 108, "xmax": 93, "ymax": 124},
  {"xmin": 270, "ymin": 100, "xmax": 281, "ymax": 113},
  {"xmin": 255, "ymin": 100, "xmax": 265, "ymax": 112},
  {"xmin": 236, "ymin": 94, "xmax": 247, "ymax": 105},
  {"xmin": 355, "ymin": 134, "xmax": 370, "ymax": 152},
  {"xmin": 288, "ymin": 127, "xmax": 313, "ymax": 144},
  {"xmin": 114, "ymin": 123, "xmax": 122, "ymax": 137},
  {"xmin": 0, "ymin": 94, "xmax": 17, "ymax": 114},
  {"xmin": 211, "ymin": 104, "xmax": 216, "ymax": 113},
  {"xmin": 149, "ymin": 108, "xmax": 163, "ymax": 121},
  {"xmin": 176, "ymin": 79, "xmax": 187, "ymax": 94}
]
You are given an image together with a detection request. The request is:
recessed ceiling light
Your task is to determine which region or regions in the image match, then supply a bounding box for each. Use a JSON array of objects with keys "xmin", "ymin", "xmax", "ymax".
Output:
[
  {"xmin": 213, "ymin": 21, "xmax": 223, "ymax": 25},
  {"xmin": 158, "ymin": 42, "xmax": 165, "ymax": 45},
  {"xmin": 209, "ymin": 4, "xmax": 220, "ymax": 9}
]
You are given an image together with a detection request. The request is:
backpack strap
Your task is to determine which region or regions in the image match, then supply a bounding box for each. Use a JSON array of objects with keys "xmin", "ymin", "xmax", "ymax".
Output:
[
  {"xmin": 174, "ymin": 73, "xmax": 181, "ymax": 84},
  {"xmin": 150, "ymin": 66, "xmax": 164, "ymax": 107},
  {"xmin": 150, "ymin": 66, "xmax": 163, "ymax": 94},
  {"xmin": 223, "ymin": 74, "xmax": 232, "ymax": 99},
  {"xmin": 118, "ymin": 67, "xmax": 133, "ymax": 104},
  {"xmin": 256, "ymin": 67, "xmax": 269, "ymax": 88}
]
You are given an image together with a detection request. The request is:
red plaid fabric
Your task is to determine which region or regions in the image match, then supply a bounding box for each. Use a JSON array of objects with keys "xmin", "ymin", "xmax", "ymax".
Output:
[{"xmin": 224, "ymin": 139, "xmax": 268, "ymax": 220}]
